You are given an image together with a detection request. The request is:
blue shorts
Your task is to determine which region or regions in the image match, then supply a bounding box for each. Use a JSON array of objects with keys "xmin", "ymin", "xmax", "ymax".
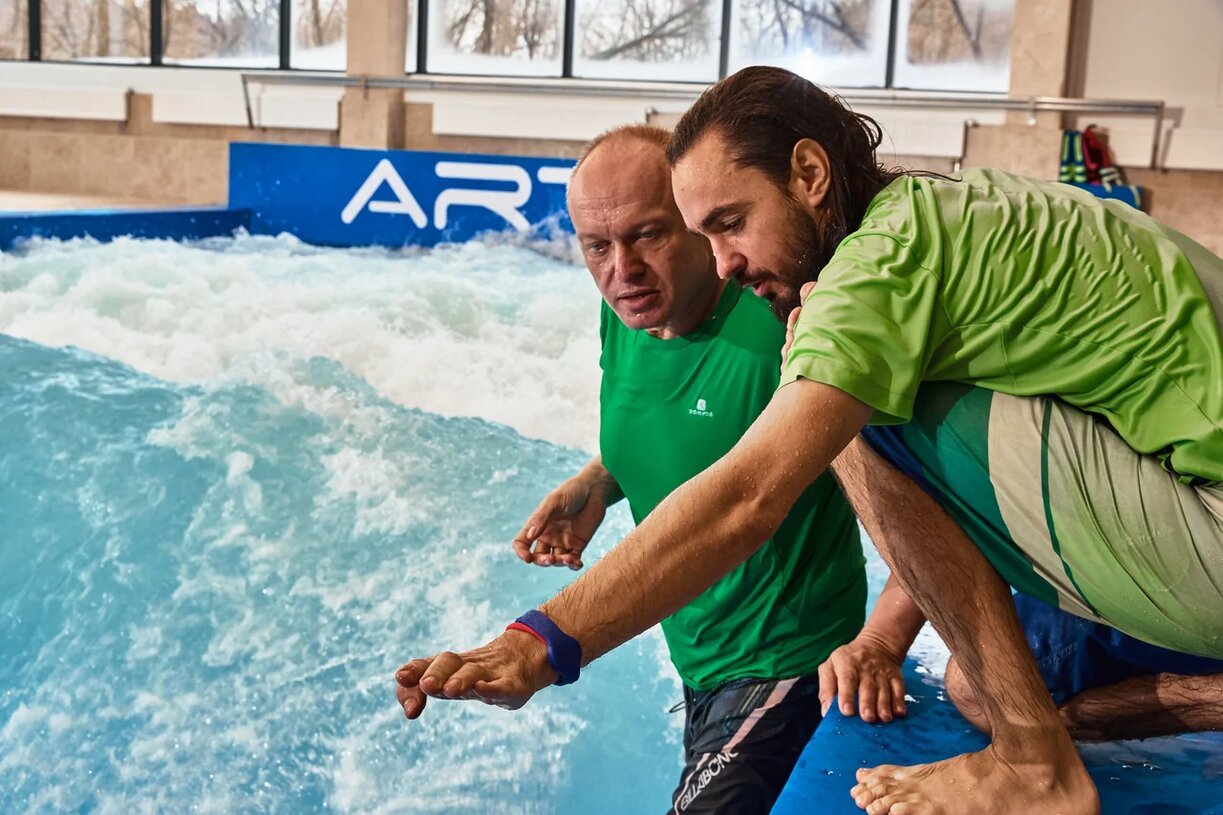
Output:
[{"xmin": 1016, "ymin": 591, "xmax": 1223, "ymax": 706}]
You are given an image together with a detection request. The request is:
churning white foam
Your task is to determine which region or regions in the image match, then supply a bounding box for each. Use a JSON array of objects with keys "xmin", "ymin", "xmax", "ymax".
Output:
[{"xmin": 0, "ymin": 232, "xmax": 603, "ymax": 451}]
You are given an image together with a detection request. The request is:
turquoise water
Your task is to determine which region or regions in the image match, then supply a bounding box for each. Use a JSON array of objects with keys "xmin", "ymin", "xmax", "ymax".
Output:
[{"xmin": 0, "ymin": 235, "xmax": 692, "ymax": 814}]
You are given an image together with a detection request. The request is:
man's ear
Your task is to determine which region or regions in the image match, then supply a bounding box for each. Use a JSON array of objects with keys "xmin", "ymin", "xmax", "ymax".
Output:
[{"xmin": 789, "ymin": 138, "xmax": 832, "ymax": 210}]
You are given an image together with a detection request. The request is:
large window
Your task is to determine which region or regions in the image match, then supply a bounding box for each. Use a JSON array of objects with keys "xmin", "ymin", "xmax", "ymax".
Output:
[
  {"xmin": 573, "ymin": 0, "xmax": 719, "ymax": 82},
  {"xmin": 405, "ymin": 0, "xmax": 417, "ymax": 71},
  {"xmin": 163, "ymin": 0, "xmax": 279, "ymax": 66},
  {"xmin": 428, "ymin": 0, "xmax": 563, "ymax": 76},
  {"xmin": 729, "ymin": 0, "xmax": 891, "ymax": 87},
  {"xmin": 11, "ymin": 0, "xmax": 1014, "ymax": 92},
  {"xmin": 41, "ymin": 0, "xmax": 151, "ymax": 61},
  {"xmin": 0, "ymin": 0, "xmax": 27, "ymax": 58},
  {"xmin": 892, "ymin": 0, "xmax": 1011, "ymax": 91},
  {"xmin": 291, "ymin": 0, "xmax": 345, "ymax": 70}
]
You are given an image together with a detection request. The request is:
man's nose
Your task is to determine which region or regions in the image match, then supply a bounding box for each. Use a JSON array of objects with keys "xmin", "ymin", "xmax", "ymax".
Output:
[
  {"xmin": 613, "ymin": 243, "xmax": 644, "ymax": 279},
  {"xmin": 712, "ymin": 245, "xmax": 746, "ymax": 281}
]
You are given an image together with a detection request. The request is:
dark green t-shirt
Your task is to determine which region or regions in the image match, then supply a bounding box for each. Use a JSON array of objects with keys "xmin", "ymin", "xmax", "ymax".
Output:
[{"xmin": 600, "ymin": 284, "xmax": 866, "ymax": 690}]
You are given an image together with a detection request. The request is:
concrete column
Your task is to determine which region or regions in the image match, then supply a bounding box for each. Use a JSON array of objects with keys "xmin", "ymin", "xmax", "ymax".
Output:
[
  {"xmin": 963, "ymin": 0, "xmax": 1075, "ymax": 178},
  {"xmin": 339, "ymin": 0, "xmax": 409, "ymax": 148},
  {"xmin": 1008, "ymin": 0, "xmax": 1075, "ymax": 119}
]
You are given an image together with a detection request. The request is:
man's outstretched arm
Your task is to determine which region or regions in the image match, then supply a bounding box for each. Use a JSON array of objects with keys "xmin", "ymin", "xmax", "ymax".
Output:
[{"xmin": 396, "ymin": 379, "xmax": 873, "ymax": 716}]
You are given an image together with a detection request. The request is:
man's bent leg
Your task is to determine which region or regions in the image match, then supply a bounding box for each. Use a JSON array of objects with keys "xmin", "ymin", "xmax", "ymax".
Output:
[
  {"xmin": 841, "ymin": 381, "xmax": 1223, "ymax": 812},
  {"xmin": 949, "ymin": 593, "xmax": 1223, "ymax": 740},
  {"xmin": 832, "ymin": 430, "xmax": 1097, "ymax": 815},
  {"xmin": 667, "ymin": 676, "xmax": 822, "ymax": 815}
]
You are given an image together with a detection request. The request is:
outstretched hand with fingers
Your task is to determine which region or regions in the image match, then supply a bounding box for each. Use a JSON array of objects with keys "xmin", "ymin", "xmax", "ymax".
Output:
[
  {"xmin": 395, "ymin": 630, "xmax": 558, "ymax": 720},
  {"xmin": 817, "ymin": 631, "xmax": 908, "ymax": 724},
  {"xmin": 511, "ymin": 476, "xmax": 609, "ymax": 570}
]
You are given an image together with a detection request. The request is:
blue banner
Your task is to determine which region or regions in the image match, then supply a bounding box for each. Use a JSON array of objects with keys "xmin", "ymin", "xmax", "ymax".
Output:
[
  {"xmin": 229, "ymin": 143, "xmax": 576, "ymax": 248},
  {"xmin": 0, "ymin": 207, "xmax": 251, "ymax": 252}
]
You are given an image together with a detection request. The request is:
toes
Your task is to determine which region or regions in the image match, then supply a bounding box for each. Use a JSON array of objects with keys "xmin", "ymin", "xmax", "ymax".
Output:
[
  {"xmin": 889, "ymin": 802, "xmax": 927, "ymax": 815},
  {"xmin": 851, "ymin": 775, "xmax": 893, "ymax": 809},
  {"xmin": 866, "ymin": 792, "xmax": 923, "ymax": 815},
  {"xmin": 857, "ymin": 764, "xmax": 903, "ymax": 783}
]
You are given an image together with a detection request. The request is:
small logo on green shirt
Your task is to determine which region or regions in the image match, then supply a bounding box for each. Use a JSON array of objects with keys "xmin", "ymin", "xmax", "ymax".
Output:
[{"xmin": 689, "ymin": 398, "xmax": 714, "ymax": 418}]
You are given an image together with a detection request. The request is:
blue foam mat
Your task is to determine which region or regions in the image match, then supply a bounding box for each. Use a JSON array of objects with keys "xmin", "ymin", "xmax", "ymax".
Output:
[{"xmin": 772, "ymin": 661, "xmax": 1223, "ymax": 814}]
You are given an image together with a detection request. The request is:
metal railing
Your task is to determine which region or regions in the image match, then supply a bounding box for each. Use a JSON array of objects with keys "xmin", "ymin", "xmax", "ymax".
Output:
[{"xmin": 238, "ymin": 71, "xmax": 1167, "ymax": 168}]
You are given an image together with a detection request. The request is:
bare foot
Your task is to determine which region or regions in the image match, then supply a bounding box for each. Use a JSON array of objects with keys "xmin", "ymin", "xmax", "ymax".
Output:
[{"xmin": 850, "ymin": 743, "xmax": 1099, "ymax": 815}]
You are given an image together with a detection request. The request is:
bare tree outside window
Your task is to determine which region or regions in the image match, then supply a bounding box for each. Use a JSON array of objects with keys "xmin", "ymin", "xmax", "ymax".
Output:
[
  {"xmin": 447, "ymin": 0, "xmax": 559, "ymax": 58},
  {"xmin": 906, "ymin": 0, "xmax": 1010, "ymax": 64},
  {"xmin": 163, "ymin": 0, "xmax": 279, "ymax": 66},
  {"xmin": 893, "ymin": 0, "xmax": 1011, "ymax": 90},
  {"xmin": 0, "ymin": 0, "xmax": 28, "ymax": 59},
  {"xmin": 574, "ymin": 0, "xmax": 717, "ymax": 80},
  {"xmin": 291, "ymin": 0, "xmax": 345, "ymax": 69},
  {"xmin": 430, "ymin": 0, "xmax": 562, "ymax": 75},
  {"xmin": 730, "ymin": 0, "xmax": 890, "ymax": 86},
  {"xmin": 580, "ymin": 0, "xmax": 710, "ymax": 62},
  {"xmin": 737, "ymin": 0, "xmax": 873, "ymax": 58},
  {"xmin": 40, "ymin": 0, "xmax": 150, "ymax": 61}
]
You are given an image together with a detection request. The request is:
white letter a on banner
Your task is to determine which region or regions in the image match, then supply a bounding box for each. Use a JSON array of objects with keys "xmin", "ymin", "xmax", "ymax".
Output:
[{"xmin": 341, "ymin": 159, "xmax": 428, "ymax": 227}]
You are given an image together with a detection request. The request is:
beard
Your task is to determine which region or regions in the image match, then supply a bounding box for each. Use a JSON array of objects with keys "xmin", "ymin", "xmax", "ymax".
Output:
[{"xmin": 740, "ymin": 193, "xmax": 836, "ymax": 322}]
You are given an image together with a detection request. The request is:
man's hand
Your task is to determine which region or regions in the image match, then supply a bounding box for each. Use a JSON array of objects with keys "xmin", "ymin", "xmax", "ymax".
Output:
[
  {"xmin": 817, "ymin": 631, "xmax": 908, "ymax": 724},
  {"xmin": 395, "ymin": 630, "xmax": 558, "ymax": 719},
  {"xmin": 512, "ymin": 474, "xmax": 610, "ymax": 570},
  {"xmin": 782, "ymin": 281, "xmax": 817, "ymax": 366}
]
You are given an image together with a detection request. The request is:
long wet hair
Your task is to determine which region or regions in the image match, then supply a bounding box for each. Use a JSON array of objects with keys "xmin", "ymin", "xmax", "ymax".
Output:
[{"xmin": 666, "ymin": 66, "xmax": 908, "ymax": 252}]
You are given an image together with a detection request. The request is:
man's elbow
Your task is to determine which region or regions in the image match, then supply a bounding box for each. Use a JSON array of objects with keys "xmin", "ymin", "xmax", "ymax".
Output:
[{"xmin": 726, "ymin": 476, "xmax": 794, "ymax": 551}]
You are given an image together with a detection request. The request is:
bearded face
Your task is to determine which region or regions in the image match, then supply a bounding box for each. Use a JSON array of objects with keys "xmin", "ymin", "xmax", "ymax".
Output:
[
  {"xmin": 729, "ymin": 189, "xmax": 834, "ymax": 321},
  {"xmin": 671, "ymin": 133, "xmax": 843, "ymax": 324}
]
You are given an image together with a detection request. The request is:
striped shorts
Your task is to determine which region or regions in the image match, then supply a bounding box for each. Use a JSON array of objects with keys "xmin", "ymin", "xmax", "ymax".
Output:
[
  {"xmin": 668, "ymin": 675, "xmax": 822, "ymax": 815},
  {"xmin": 862, "ymin": 382, "xmax": 1223, "ymax": 659}
]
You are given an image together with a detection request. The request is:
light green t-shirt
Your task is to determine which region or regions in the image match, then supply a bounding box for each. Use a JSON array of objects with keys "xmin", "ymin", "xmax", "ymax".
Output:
[
  {"xmin": 782, "ymin": 168, "xmax": 1223, "ymax": 486},
  {"xmin": 601, "ymin": 284, "xmax": 865, "ymax": 690}
]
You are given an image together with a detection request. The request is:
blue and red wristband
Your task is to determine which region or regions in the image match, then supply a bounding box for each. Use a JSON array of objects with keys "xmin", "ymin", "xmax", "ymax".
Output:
[{"xmin": 506, "ymin": 609, "xmax": 582, "ymax": 686}]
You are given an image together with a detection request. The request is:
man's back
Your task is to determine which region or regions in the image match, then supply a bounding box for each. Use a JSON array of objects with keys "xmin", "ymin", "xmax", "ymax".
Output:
[{"xmin": 783, "ymin": 168, "xmax": 1223, "ymax": 485}]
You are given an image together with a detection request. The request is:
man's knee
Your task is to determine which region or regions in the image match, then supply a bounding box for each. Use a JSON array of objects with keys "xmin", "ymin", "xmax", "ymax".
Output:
[
  {"xmin": 831, "ymin": 434, "xmax": 926, "ymax": 511},
  {"xmin": 944, "ymin": 657, "xmax": 974, "ymax": 708},
  {"xmin": 829, "ymin": 435, "xmax": 877, "ymax": 505},
  {"xmin": 945, "ymin": 657, "xmax": 987, "ymax": 730}
]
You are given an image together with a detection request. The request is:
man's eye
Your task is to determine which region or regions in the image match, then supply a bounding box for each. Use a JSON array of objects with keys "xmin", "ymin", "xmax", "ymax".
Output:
[
  {"xmin": 586, "ymin": 243, "xmax": 608, "ymax": 255},
  {"xmin": 639, "ymin": 230, "xmax": 660, "ymax": 241},
  {"xmin": 722, "ymin": 218, "xmax": 742, "ymax": 233}
]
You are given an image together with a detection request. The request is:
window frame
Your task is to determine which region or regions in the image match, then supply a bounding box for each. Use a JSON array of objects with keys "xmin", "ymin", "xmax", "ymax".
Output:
[{"xmin": 4, "ymin": 0, "xmax": 1012, "ymax": 95}]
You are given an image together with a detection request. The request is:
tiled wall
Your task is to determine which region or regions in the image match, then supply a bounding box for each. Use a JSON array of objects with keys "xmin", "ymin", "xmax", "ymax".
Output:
[
  {"xmin": 1127, "ymin": 169, "xmax": 1223, "ymax": 256},
  {"xmin": 0, "ymin": 94, "xmax": 336, "ymax": 206},
  {"xmin": 402, "ymin": 102, "xmax": 586, "ymax": 159}
]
